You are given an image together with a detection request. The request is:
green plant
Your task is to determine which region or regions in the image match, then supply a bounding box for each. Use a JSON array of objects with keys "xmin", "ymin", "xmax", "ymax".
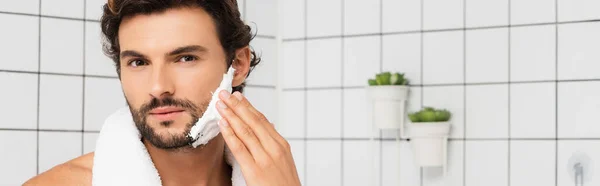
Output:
[
  {"xmin": 408, "ymin": 107, "xmax": 451, "ymax": 122},
  {"xmin": 368, "ymin": 72, "xmax": 409, "ymax": 86}
]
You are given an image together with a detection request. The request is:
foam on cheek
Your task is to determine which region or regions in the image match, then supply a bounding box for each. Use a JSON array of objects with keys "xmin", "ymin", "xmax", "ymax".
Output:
[{"xmin": 188, "ymin": 66, "xmax": 236, "ymax": 148}]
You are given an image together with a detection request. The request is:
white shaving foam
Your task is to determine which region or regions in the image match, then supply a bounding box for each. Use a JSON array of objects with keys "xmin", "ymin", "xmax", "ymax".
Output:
[{"xmin": 188, "ymin": 66, "xmax": 236, "ymax": 148}]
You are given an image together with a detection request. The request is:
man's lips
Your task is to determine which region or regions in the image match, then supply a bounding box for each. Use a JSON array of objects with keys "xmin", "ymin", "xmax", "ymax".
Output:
[
  {"xmin": 148, "ymin": 107, "xmax": 186, "ymax": 121},
  {"xmin": 149, "ymin": 107, "xmax": 185, "ymax": 115}
]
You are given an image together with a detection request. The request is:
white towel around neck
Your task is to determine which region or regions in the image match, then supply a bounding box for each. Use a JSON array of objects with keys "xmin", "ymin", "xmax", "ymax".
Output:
[{"xmin": 91, "ymin": 106, "xmax": 246, "ymax": 186}]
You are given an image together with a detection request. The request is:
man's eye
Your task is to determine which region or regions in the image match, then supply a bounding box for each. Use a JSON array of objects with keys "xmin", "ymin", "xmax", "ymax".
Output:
[
  {"xmin": 177, "ymin": 55, "xmax": 197, "ymax": 63},
  {"xmin": 128, "ymin": 60, "xmax": 147, "ymax": 67}
]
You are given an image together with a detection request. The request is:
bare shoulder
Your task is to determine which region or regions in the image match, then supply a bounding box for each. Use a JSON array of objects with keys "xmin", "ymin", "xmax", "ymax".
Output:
[{"xmin": 23, "ymin": 152, "xmax": 95, "ymax": 186}]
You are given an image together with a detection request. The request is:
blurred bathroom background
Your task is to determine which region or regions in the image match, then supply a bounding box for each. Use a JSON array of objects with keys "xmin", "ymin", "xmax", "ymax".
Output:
[{"xmin": 1, "ymin": 0, "xmax": 599, "ymax": 185}]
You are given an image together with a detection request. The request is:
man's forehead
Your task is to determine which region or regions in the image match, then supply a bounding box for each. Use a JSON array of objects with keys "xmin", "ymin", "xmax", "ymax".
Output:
[{"xmin": 117, "ymin": 7, "xmax": 220, "ymax": 53}]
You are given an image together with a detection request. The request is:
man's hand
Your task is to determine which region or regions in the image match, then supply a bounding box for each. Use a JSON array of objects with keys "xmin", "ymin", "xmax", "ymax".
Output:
[{"xmin": 216, "ymin": 90, "xmax": 301, "ymax": 186}]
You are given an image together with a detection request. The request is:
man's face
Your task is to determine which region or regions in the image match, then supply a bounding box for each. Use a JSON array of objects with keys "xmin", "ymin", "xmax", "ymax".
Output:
[{"xmin": 118, "ymin": 7, "xmax": 227, "ymax": 149}]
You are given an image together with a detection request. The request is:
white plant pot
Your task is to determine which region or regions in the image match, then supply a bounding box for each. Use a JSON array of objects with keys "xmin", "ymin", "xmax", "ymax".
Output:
[
  {"xmin": 409, "ymin": 122, "xmax": 451, "ymax": 167},
  {"xmin": 366, "ymin": 85, "xmax": 409, "ymax": 129}
]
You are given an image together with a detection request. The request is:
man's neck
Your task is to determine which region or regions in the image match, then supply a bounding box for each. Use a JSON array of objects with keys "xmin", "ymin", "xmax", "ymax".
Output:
[{"xmin": 144, "ymin": 136, "xmax": 232, "ymax": 186}]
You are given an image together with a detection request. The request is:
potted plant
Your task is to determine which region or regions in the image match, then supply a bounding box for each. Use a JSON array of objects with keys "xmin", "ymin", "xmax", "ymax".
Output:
[
  {"xmin": 408, "ymin": 107, "xmax": 452, "ymax": 169},
  {"xmin": 366, "ymin": 72, "xmax": 409, "ymax": 129}
]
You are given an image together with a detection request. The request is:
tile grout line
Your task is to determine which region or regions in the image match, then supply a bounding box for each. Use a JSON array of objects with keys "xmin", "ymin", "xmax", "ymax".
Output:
[
  {"xmin": 419, "ymin": 0, "xmax": 425, "ymax": 185},
  {"xmin": 507, "ymin": 0, "xmax": 512, "ymax": 185},
  {"xmin": 36, "ymin": 0, "xmax": 41, "ymax": 175},
  {"xmin": 462, "ymin": 0, "xmax": 467, "ymax": 185},
  {"xmin": 302, "ymin": 0, "xmax": 308, "ymax": 184},
  {"xmin": 279, "ymin": 18, "xmax": 600, "ymax": 42},
  {"xmin": 279, "ymin": 137, "xmax": 600, "ymax": 141},
  {"xmin": 554, "ymin": 0, "xmax": 559, "ymax": 185},
  {"xmin": 379, "ymin": 0, "xmax": 384, "ymax": 185},
  {"xmin": 0, "ymin": 128, "xmax": 101, "ymax": 133},
  {"xmin": 340, "ymin": 0, "xmax": 345, "ymax": 185},
  {"xmin": 81, "ymin": 0, "xmax": 87, "ymax": 156}
]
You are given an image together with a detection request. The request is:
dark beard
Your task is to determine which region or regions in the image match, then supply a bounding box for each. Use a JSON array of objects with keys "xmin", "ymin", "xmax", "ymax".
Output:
[{"xmin": 127, "ymin": 96, "xmax": 207, "ymax": 150}]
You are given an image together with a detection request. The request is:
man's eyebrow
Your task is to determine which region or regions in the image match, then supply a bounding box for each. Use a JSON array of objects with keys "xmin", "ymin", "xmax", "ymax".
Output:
[
  {"xmin": 167, "ymin": 45, "xmax": 208, "ymax": 56},
  {"xmin": 120, "ymin": 50, "xmax": 147, "ymax": 59}
]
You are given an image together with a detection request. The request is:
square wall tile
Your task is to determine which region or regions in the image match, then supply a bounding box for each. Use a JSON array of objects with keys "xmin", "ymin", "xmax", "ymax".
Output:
[
  {"xmin": 84, "ymin": 133, "xmax": 99, "ymax": 154},
  {"xmin": 0, "ymin": 72, "xmax": 38, "ymax": 129},
  {"xmin": 344, "ymin": 88, "xmax": 374, "ymax": 138},
  {"xmin": 510, "ymin": 140, "xmax": 556, "ymax": 186},
  {"xmin": 85, "ymin": 22, "xmax": 118, "ymax": 77},
  {"xmin": 382, "ymin": 141, "xmax": 420, "ymax": 186},
  {"xmin": 423, "ymin": 0, "xmax": 464, "ymax": 30},
  {"xmin": 558, "ymin": 81, "xmax": 600, "ymax": 138},
  {"xmin": 39, "ymin": 132, "xmax": 82, "ymax": 173},
  {"xmin": 282, "ymin": 0, "xmax": 305, "ymax": 39},
  {"xmin": 39, "ymin": 75, "xmax": 83, "ymax": 130},
  {"xmin": 511, "ymin": 0, "xmax": 555, "ymax": 25},
  {"xmin": 41, "ymin": 0, "xmax": 84, "ymax": 18},
  {"xmin": 423, "ymin": 141, "xmax": 464, "ymax": 186},
  {"xmin": 0, "ymin": 131, "xmax": 37, "ymax": 185},
  {"xmin": 381, "ymin": 87, "xmax": 422, "ymax": 139},
  {"xmin": 307, "ymin": 0, "xmax": 341, "ymax": 37},
  {"xmin": 248, "ymin": 38, "xmax": 277, "ymax": 86},
  {"xmin": 466, "ymin": 28, "xmax": 509, "ymax": 83},
  {"xmin": 383, "ymin": 0, "xmax": 421, "ymax": 32},
  {"xmin": 557, "ymin": 140, "xmax": 600, "ymax": 186},
  {"xmin": 282, "ymin": 41, "xmax": 305, "ymax": 89},
  {"xmin": 465, "ymin": 141, "xmax": 508, "ymax": 186},
  {"xmin": 288, "ymin": 140, "xmax": 306, "ymax": 185},
  {"xmin": 40, "ymin": 18, "xmax": 84, "ymax": 75},
  {"xmin": 246, "ymin": 0, "xmax": 277, "ymax": 37},
  {"xmin": 423, "ymin": 31, "xmax": 464, "ymax": 85},
  {"xmin": 466, "ymin": 84, "xmax": 509, "ymax": 138},
  {"xmin": 344, "ymin": 0, "xmax": 380, "ymax": 35},
  {"xmin": 279, "ymin": 91, "xmax": 305, "ymax": 138},
  {"xmin": 343, "ymin": 141, "xmax": 379, "ymax": 186},
  {"xmin": 84, "ymin": 77, "xmax": 125, "ymax": 131},
  {"xmin": 423, "ymin": 86, "xmax": 465, "ymax": 138},
  {"xmin": 0, "ymin": 14, "xmax": 39, "ymax": 72},
  {"xmin": 510, "ymin": 83, "xmax": 556, "ymax": 138},
  {"xmin": 85, "ymin": 0, "xmax": 105, "ymax": 21},
  {"xmin": 558, "ymin": 22, "xmax": 600, "ymax": 80},
  {"xmin": 0, "ymin": 0, "xmax": 38, "ymax": 14},
  {"xmin": 343, "ymin": 36, "xmax": 381, "ymax": 87},
  {"xmin": 510, "ymin": 25, "xmax": 556, "ymax": 82},
  {"xmin": 306, "ymin": 140, "xmax": 341, "ymax": 186},
  {"xmin": 466, "ymin": 0, "xmax": 508, "ymax": 28},
  {"xmin": 306, "ymin": 38, "xmax": 342, "ymax": 88},
  {"xmin": 307, "ymin": 89, "xmax": 341, "ymax": 138},
  {"xmin": 244, "ymin": 87, "xmax": 278, "ymax": 125},
  {"xmin": 558, "ymin": 0, "xmax": 600, "ymax": 22},
  {"xmin": 382, "ymin": 33, "xmax": 422, "ymax": 85}
]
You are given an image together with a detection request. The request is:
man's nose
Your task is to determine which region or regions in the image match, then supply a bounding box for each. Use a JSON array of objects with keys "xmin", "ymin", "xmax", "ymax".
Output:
[{"xmin": 149, "ymin": 65, "xmax": 175, "ymax": 99}]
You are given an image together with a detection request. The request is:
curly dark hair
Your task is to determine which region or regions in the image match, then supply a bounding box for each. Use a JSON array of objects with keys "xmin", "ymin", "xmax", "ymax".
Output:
[{"xmin": 100, "ymin": 0, "xmax": 260, "ymax": 93}]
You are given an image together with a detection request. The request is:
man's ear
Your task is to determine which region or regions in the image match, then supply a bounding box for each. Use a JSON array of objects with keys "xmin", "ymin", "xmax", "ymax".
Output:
[{"xmin": 231, "ymin": 46, "xmax": 251, "ymax": 87}]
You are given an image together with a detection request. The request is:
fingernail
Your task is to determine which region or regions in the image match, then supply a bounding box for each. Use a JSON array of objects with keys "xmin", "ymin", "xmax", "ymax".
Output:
[
  {"xmin": 219, "ymin": 119, "xmax": 229, "ymax": 127},
  {"xmin": 217, "ymin": 100, "xmax": 227, "ymax": 109},
  {"xmin": 233, "ymin": 91, "xmax": 243, "ymax": 101},
  {"xmin": 220, "ymin": 90, "xmax": 230, "ymax": 99}
]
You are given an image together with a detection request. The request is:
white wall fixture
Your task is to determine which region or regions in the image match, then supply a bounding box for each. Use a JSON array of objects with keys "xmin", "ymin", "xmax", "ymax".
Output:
[
  {"xmin": 366, "ymin": 72, "xmax": 410, "ymax": 185},
  {"xmin": 407, "ymin": 107, "xmax": 452, "ymax": 176},
  {"xmin": 366, "ymin": 72, "xmax": 410, "ymax": 130}
]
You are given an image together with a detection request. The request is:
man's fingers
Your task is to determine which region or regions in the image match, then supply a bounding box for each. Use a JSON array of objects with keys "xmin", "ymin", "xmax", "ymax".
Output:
[
  {"xmin": 219, "ymin": 91, "xmax": 283, "ymax": 149},
  {"xmin": 218, "ymin": 119, "xmax": 256, "ymax": 168},
  {"xmin": 216, "ymin": 99, "xmax": 271, "ymax": 162}
]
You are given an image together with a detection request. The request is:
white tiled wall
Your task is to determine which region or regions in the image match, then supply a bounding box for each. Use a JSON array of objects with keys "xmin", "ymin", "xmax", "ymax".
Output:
[
  {"xmin": 279, "ymin": 0, "xmax": 600, "ymax": 186},
  {"xmin": 3, "ymin": 0, "xmax": 600, "ymax": 185},
  {"xmin": 0, "ymin": 0, "xmax": 277, "ymax": 184}
]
